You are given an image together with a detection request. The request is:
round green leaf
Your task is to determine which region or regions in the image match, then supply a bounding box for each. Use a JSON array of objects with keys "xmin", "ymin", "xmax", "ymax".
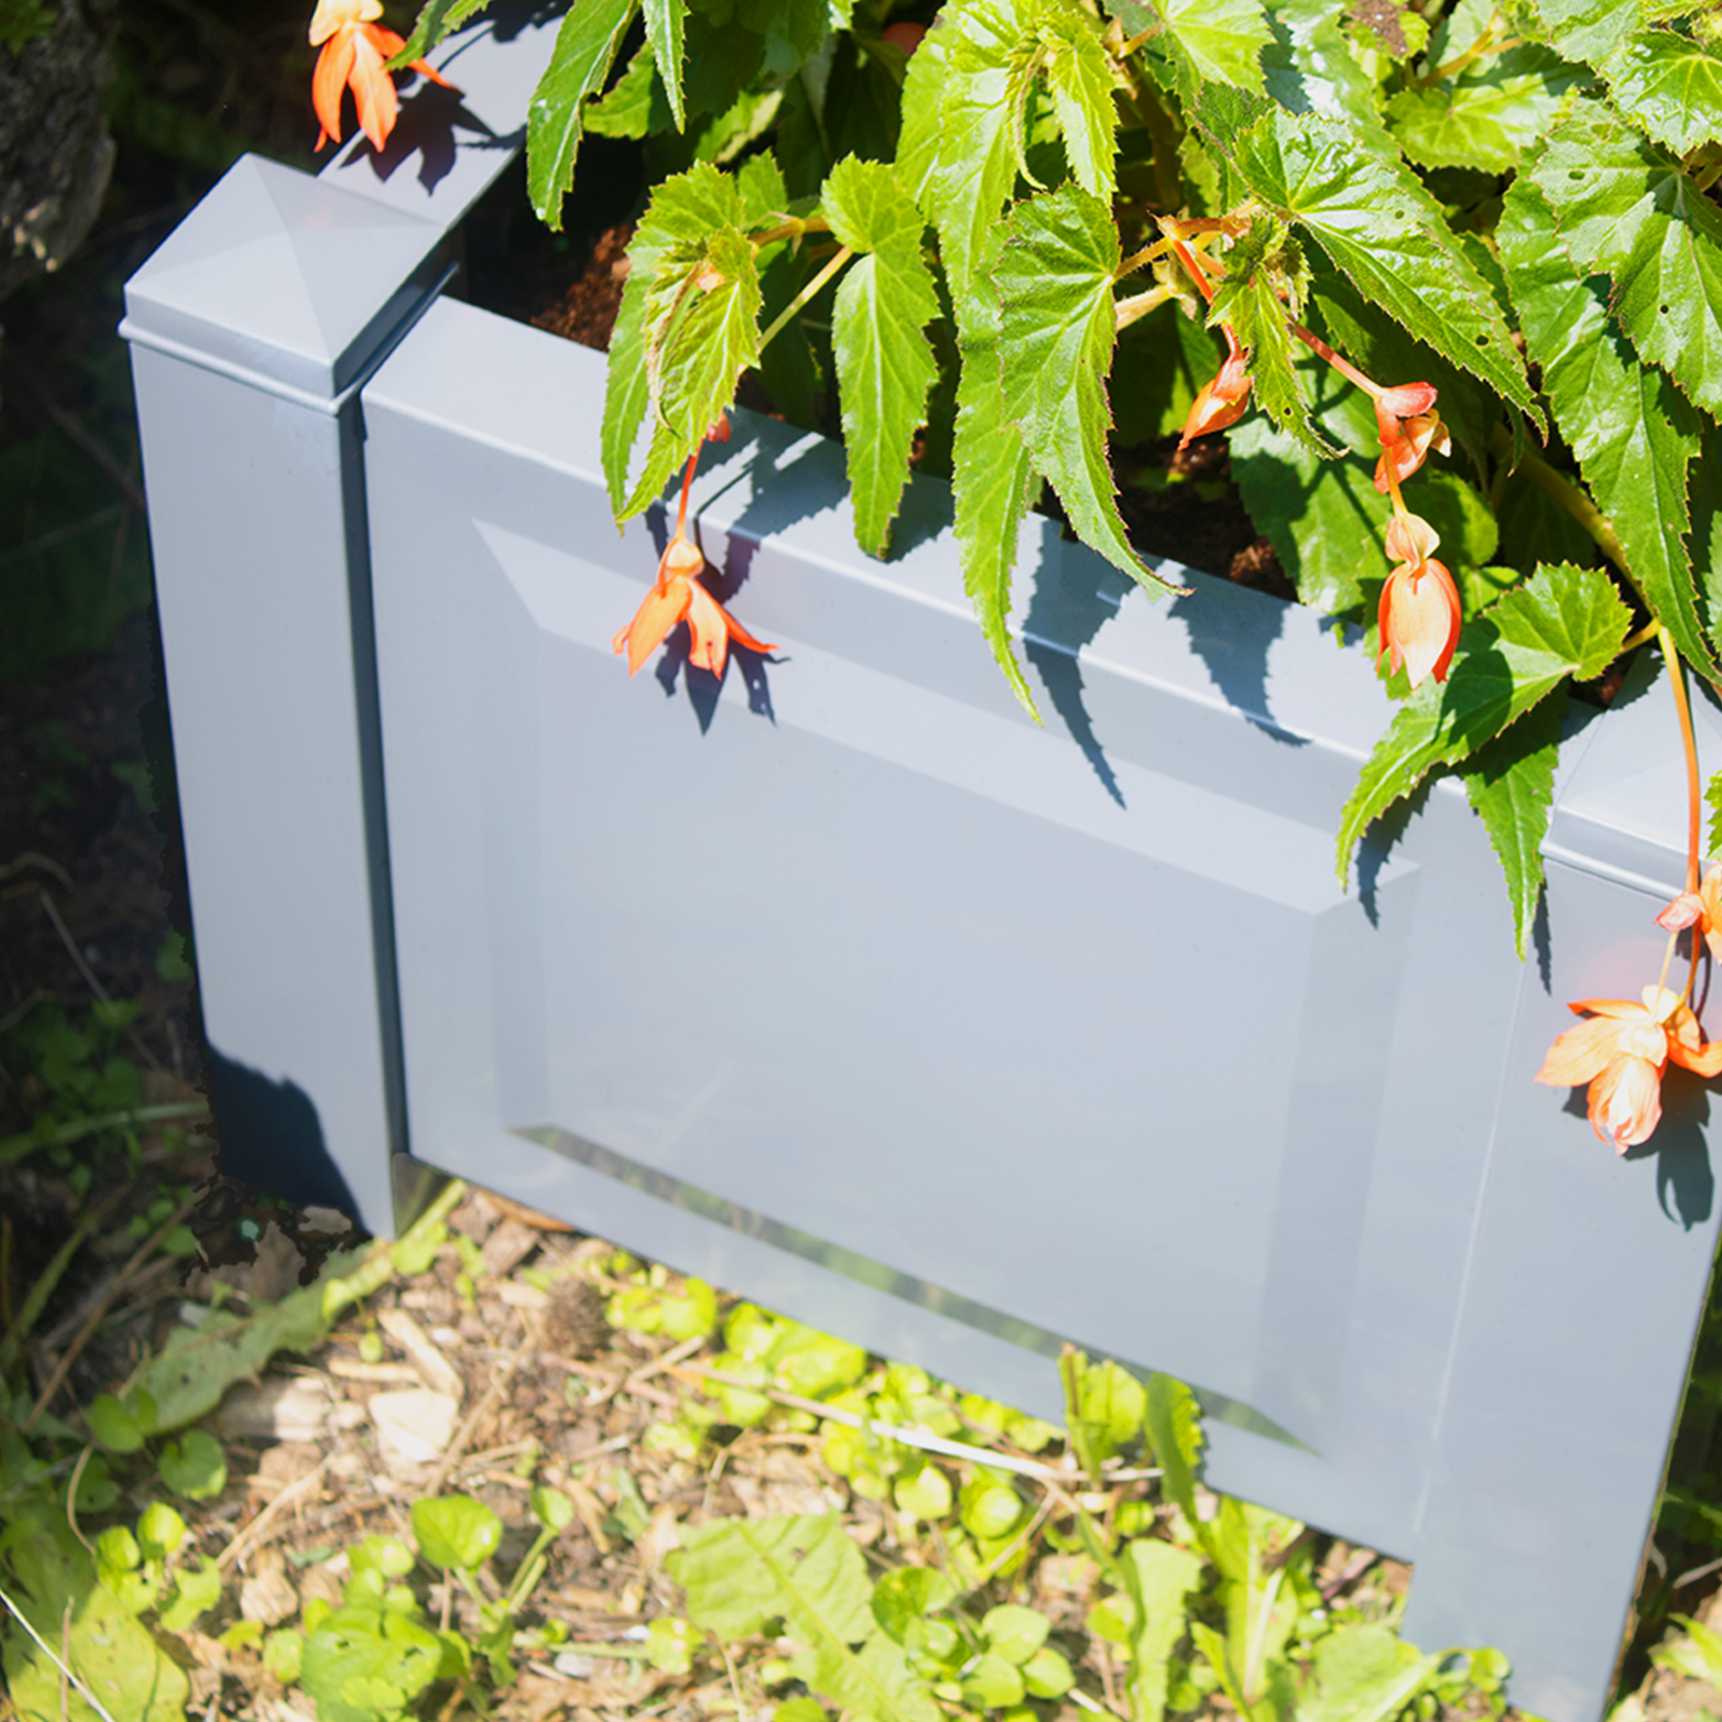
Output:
[
  {"xmin": 1023, "ymin": 1646, "xmax": 1075, "ymax": 1698},
  {"xmin": 158, "ymin": 1429, "xmax": 228, "ymax": 1501},
  {"xmin": 86, "ymin": 1392, "xmax": 145, "ymax": 1453},
  {"xmin": 893, "ymin": 1463, "xmax": 954, "ymax": 1522},
  {"xmin": 532, "ymin": 1485, "xmax": 576, "ymax": 1534},
  {"xmin": 982, "ymin": 1605, "xmax": 1050, "ymax": 1665},
  {"xmin": 960, "ymin": 1479, "xmax": 1025, "ymax": 1540},
  {"xmin": 873, "ymin": 1566, "xmax": 957, "ymax": 1643},
  {"xmin": 962, "ymin": 1651, "xmax": 1026, "ymax": 1709},
  {"xmin": 137, "ymin": 1501, "xmax": 187, "ymax": 1559},
  {"xmin": 411, "ymin": 1495, "xmax": 503, "ymax": 1571},
  {"xmin": 264, "ymin": 1628, "xmax": 304, "ymax": 1683}
]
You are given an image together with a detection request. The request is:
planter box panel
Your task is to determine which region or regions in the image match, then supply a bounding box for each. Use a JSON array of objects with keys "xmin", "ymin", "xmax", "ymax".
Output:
[{"xmin": 362, "ymin": 298, "xmax": 1572, "ymax": 1554}]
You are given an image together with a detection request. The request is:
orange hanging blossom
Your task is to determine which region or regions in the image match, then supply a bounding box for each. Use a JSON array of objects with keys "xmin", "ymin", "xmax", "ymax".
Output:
[
  {"xmin": 310, "ymin": 0, "xmax": 454, "ymax": 154},
  {"xmin": 612, "ymin": 533, "xmax": 775, "ymax": 680},
  {"xmin": 1372, "ymin": 381, "xmax": 1450, "ymax": 493},
  {"xmin": 1179, "ymin": 326, "xmax": 1252, "ymax": 450},
  {"xmin": 1536, "ymin": 987, "xmax": 1722, "ymax": 1152},
  {"xmin": 1377, "ymin": 511, "xmax": 1461, "ymax": 690},
  {"xmin": 1657, "ymin": 864, "xmax": 1722, "ymax": 960}
]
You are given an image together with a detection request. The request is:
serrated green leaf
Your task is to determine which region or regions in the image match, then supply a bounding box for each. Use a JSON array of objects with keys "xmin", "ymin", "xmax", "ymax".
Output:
[
  {"xmin": 1707, "ymin": 769, "xmax": 1722, "ymax": 859},
  {"xmin": 1154, "ymin": 0, "xmax": 1273, "ymax": 92},
  {"xmin": 1498, "ymin": 174, "xmax": 1712, "ymax": 677},
  {"xmin": 617, "ymin": 169, "xmax": 762, "ymax": 519},
  {"xmin": 1261, "ymin": 0, "xmax": 1388, "ymax": 136},
  {"xmin": 995, "ymin": 187, "xmax": 1182, "ymax": 597},
  {"xmin": 643, "ymin": 0, "xmax": 687, "ymax": 129},
  {"xmin": 1337, "ymin": 564, "xmax": 1631, "ymax": 883},
  {"xmin": 1117, "ymin": 1539, "xmax": 1203, "ymax": 1722},
  {"xmin": 1209, "ymin": 231, "xmax": 1337, "ymax": 457},
  {"xmin": 1385, "ymin": 46, "xmax": 1579, "ymax": 173},
  {"xmin": 1219, "ymin": 108, "xmax": 1543, "ymax": 430},
  {"xmin": 391, "ymin": 0, "xmax": 491, "ymax": 67},
  {"xmin": 1141, "ymin": 1373, "xmax": 1206, "ymax": 1540},
  {"xmin": 1605, "ymin": 29, "xmax": 1722, "ymax": 155},
  {"xmin": 1530, "ymin": 0, "xmax": 1638, "ymax": 66},
  {"xmin": 526, "ymin": 0, "xmax": 640, "ymax": 232},
  {"xmin": 822, "ymin": 158, "xmax": 940, "ymax": 556},
  {"xmin": 603, "ymin": 269, "xmax": 653, "ymax": 515},
  {"xmin": 951, "ymin": 271, "xmax": 1040, "ymax": 717},
  {"xmin": 1040, "ymin": 3, "xmax": 1124, "ymax": 200},
  {"xmin": 1531, "ymin": 97, "xmax": 1722, "ymax": 420},
  {"xmin": 1459, "ymin": 694, "xmax": 1563, "ymax": 960}
]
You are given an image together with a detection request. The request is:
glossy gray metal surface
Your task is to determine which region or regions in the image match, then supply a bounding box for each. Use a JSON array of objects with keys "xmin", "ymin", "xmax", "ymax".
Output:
[{"xmin": 361, "ymin": 294, "xmax": 1722, "ymax": 1721}]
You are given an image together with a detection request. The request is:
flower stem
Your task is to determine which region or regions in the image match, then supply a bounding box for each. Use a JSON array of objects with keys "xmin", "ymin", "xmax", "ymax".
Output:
[
  {"xmin": 1664, "ymin": 625, "xmax": 1704, "ymax": 898},
  {"xmin": 1289, "ymin": 320, "xmax": 1384, "ymax": 399},
  {"xmin": 1115, "ymin": 284, "xmax": 1174, "ymax": 331},
  {"xmin": 674, "ymin": 449, "xmax": 700, "ymax": 538},
  {"xmin": 751, "ymin": 214, "xmax": 831, "ymax": 249},
  {"xmin": 758, "ymin": 245, "xmax": 854, "ymax": 350}
]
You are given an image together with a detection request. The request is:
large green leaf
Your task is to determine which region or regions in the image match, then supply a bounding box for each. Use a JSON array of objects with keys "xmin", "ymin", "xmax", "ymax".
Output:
[
  {"xmin": 1040, "ymin": 2, "xmax": 1124, "ymax": 201},
  {"xmin": 1260, "ymin": 0, "xmax": 1387, "ymax": 136},
  {"xmin": 1218, "ymin": 109, "xmax": 1543, "ymax": 430},
  {"xmin": 602, "ymin": 268, "xmax": 653, "ymax": 516},
  {"xmin": 995, "ymin": 187, "xmax": 1182, "ymax": 596},
  {"xmin": 1385, "ymin": 46, "xmax": 1578, "ymax": 173},
  {"xmin": 1147, "ymin": 0, "xmax": 1273, "ymax": 96},
  {"xmin": 1118, "ymin": 1539, "xmax": 1203, "ymax": 1722},
  {"xmin": 1497, "ymin": 175, "xmax": 1712, "ymax": 676},
  {"xmin": 951, "ymin": 261, "xmax": 1040, "ymax": 717},
  {"xmin": 822, "ymin": 158, "xmax": 940, "ymax": 557},
  {"xmin": 1301, "ymin": 1624, "xmax": 1436, "ymax": 1722},
  {"xmin": 1605, "ymin": 29, "xmax": 1722, "ymax": 155},
  {"xmin": 671, "ymin": 1518, "xmax": 938, "ymax": 1722},
  {"xmin": 1530, "ymin": 0, "xmax": 1638, "ymax": 66},
  {"xmin": 643, "ymin": 0, "xmax": 688, "ymax": 129},
  {"xmin": 1337, "ymin": 564, "xmax": 1632, "ymax": 883},
  {"xmin": 1141, "ymin": 1374, "xmax": 1207, "ymax": 1546},
  {"xmin": 1531, "ymin": 97, "xmax": 1722, "ymax": 420},
  {"xmin": 1458, "ymin": 694, "xmax": 1564, "ymax": 960},
  {"xmin": 526, "ymin": 0, "xmax": 641, "ymax": 232}
]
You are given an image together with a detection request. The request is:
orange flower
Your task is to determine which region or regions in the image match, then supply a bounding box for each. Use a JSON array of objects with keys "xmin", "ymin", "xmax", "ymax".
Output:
[
  {"xmin": 612, "ymin": 533, "xmax": 775, "ymax": 680},
  {"xmin": 310, "ymin": 0, "xmax": 454, "ymax": 154},
  {"xmin": 1178, "ymin": 326, "xmax": 1252, "ymax": 450},
  {"xmin": 1537, "ymin": 986, "xmax": 1722, "ymax": 1151},
  {"xmin": 1372, "ymin": 381, "xmax": 1450, "ymax": 493},
  {"xmin": 1377, "ymin": 511, "xmax": 1461, "ymax": 689},
  {"xmin": 1657, "ymin": 864, "xmax": 1722, "ymax": 960}
]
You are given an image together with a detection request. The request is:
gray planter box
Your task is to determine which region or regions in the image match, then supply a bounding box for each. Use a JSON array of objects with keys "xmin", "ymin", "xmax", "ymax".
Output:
[{"xmin": 122, "ymin": 15, "xmax": 1721, "ymax": 1719}]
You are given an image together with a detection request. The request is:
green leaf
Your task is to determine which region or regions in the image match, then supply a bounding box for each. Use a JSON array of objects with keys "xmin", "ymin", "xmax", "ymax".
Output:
[
  {"xmin": 302, "ymin": 1606, "xmax": 443, "ymax": 1722},
  {"xmin": 1024, "ymin": 1646, "xmax": 1076, "ymax": 1698},
  {"xmin": 391, "ymin": 0, "xmax": 492, "ymax": 66},
  {"xmin": 158, "ymin": 1428, "xmax": 227, "ymax": 1501},
  {"xmin": 1209, "ymin": 229, "xmax": 1337, "ymax": 458},
  {"xmin": 822, "ymin": 158, "xmax": 940, "ymax": 556},
  {"xmin": 1531, "ymin": 97, "xmax": 1722, "ymax": 421},
  {"xmin": 1063, "ymin": 1353, "xmax": 1148, "ymax": 1476},
  {"xmin": 995, "ymin": 187, "xmax": 1182, "ymax": 598},
  {"xmin": 137, "ymin": 1502, "xmax": 187, "ymax": 1559},
  {"xmin": 1150, "ymin": 0, "xmax": 1272, "ymax": 93},
  {"xmin": 1497, "ymin": 175, "xmax": 1712, "ymax": 677},
  {"xmin": 672, "ymin": 1517, "xmax": 937, "ymax": 1722},
  {"xmin": 1219, "ymin": 108, "xmax": 1543, "ymax": 430},
  {"xmin": 86, "ymin": 1391, "xmax": 147, "ymax": 1453},
  {"xmin": 1337, "ymin": 564, "xmax": 1632, "ymax": 883},
  {"xmin": 1459, "ymin": 695, "xmax": 1564, "ymax": 961},
  {"xmin": 1707, "ymin": 769, "xmax": 1722, "ymax": 860},
  {"xmin": 1301, "ymin": 1623, "xmax": 1436, "ymax": 1722},
  {"xmin": 619, "ymin": 170, "xmax": 763, "ymax": 520},
  {"xmin": 1385, "ymin": 47, "xmax": 1579, "ymax": 173},
  {"xmin": 1659, "ymin": 1614, "xmax": 1722, "ymax": 1684},
  {"xmin": 1117, "ymin": 1539, "xmax": 1203, "ymax": 1722},
  {"xmin": 526, "ymin": 0, "xmax": 641, "ymax": 232},
  {"xmin": 1605, "ymin": 29, "xmax": 1722, "ymax": 155},
  {"xmin": 873, "ymin": 1568, "xmax": 957, "ymax": 1644},
  {"xmin": 1039, "ymin": 2, "xmax": 1125, "ymax": 201},
  {"xmin": 1140, "ymin": 1373, "xmax": 1206, "ymax": 1539},
  {"xmin": 1530, "ymin": 0, "xmax": 1638, "ymax": 66},
  {"xmin": 603, "ymin": 267, "xmax": 653, "ymax": 515},
  {"xmin": 951, "ymin": 276, "xmax": 1040, "ymax": 717},
  {"xmin": 643, "ymin": 0, "xmax": 687, "ymax": 128},
  {"xmin": 412, "ymin": 1495, "xmax": 504, "ymax": 1571},
  {"xmin": 587, "ymin": 41, "xmax": 670, "ymax": 139},
  {"xmin": 159, "ymin": 1555, "xmax": 223, "ymax": 1633},
  {"xmin": 983, "ymin": 1605, "xmax": 1051, "ymax": 1665},
  {"xmin": 1261, "ymin": 0, "xmax": 1387, "ymax": 134}
]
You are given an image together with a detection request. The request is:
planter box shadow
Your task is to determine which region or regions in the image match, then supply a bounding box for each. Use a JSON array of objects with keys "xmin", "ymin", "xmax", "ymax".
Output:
[{"xmin": 121, "ymin": 15, "xmax": 1720, "ymax": 1718}]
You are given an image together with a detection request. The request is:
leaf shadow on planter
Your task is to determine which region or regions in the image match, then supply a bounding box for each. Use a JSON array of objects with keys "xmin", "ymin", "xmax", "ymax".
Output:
[
  {"xmin": 351, "ymin": 82, "xmax": 513, "ymax": 198},
  {"xmin": 1167, "ymin": 579, "xmax": 1309, "ymax": 754},
  {"xmin": 204, "ymin": 1048, "xmax": 356, "ymax": 1218}
]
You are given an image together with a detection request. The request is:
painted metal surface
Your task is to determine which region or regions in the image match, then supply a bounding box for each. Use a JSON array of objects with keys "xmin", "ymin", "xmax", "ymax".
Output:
[{"xmin": 121, "ymin": 10, "xmax": 1722, "ymax": 1716}]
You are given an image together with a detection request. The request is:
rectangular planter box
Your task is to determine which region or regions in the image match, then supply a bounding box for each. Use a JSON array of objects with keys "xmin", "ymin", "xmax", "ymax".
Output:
[{"xmin": 122, "ymin": 16, "xmax": 1722, "ymax": 1719}]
